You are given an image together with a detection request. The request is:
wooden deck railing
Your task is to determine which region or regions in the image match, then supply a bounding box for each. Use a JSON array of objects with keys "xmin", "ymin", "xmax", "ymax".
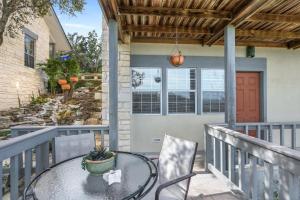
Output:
[
  {"xmin": 205, "ymin": 124, "xmax": 300, "ymax": 200},
  {"xmin": 0, "ymin": 125, "xmax": 109, "ymax": 200}
]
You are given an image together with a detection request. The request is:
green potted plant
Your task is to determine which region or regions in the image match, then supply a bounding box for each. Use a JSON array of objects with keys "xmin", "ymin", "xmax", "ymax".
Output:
[{"xmin": 81, "ymin": 146, "xmax": 115, "ymax": 176}]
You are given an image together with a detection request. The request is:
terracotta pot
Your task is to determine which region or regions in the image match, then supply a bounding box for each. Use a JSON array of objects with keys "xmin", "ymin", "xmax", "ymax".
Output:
[
  {"xmin": 61, "ymin": 84, "xmax": 71, "ymax": 90},
  {"xmin": 70, "ymin": 76, "xmax": 79, "ymax": 83},
  {"xmin": 58, "ymin": 79, "xmax": 67, "ymax": 85},
  {"xmin": 169, "ymin": 51, "xmax": 184, "ymax": 67}
]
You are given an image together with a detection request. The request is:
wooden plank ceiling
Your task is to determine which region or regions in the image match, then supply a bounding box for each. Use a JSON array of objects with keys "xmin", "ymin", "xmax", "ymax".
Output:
[{"xmin": 99, "ymin": 0, "xmax": 300, "ymax": 48}]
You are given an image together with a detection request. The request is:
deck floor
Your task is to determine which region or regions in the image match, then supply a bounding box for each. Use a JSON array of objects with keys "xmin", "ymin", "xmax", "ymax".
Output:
[{"xmin": 187, "ymin": 158, "xmax": 245, "ymax": 200}]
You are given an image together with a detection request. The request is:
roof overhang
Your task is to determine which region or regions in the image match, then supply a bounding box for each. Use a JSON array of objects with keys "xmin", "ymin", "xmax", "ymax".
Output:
[
  {"xmin": 44, "ymin": 7, "xmax": 72, "ymax": 52},
  {"xmin": 98, "ymin": 0, "xmax": 300, "ymax": 49}
]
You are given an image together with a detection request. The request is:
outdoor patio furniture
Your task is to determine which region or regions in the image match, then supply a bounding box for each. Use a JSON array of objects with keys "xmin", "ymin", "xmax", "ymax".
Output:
[
  {"xmin": 24, "ymin": 152, "xmax": 158, "ymax": 200},
  {"xmin": 141, "ymin": 135, "xmax": 198, "ymax": 200},
  {"xmin": 54, "ymin": 133, "xmax": 95, "ymax": 163}
]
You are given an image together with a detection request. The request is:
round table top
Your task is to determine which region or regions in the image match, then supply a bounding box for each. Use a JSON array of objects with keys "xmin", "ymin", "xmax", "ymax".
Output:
[{"xmin": 24, "ymin": 152, "xmax": 157, "ymax": 200}]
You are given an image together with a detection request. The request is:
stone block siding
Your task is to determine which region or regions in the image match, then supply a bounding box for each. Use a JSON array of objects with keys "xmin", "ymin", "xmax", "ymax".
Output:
[
  {"xmin": 101, "ymin": 19, "xmax": 131, "ymax": 151},
  {"xmin": 0, "ymin": 17, "xmax": 49, "ymax": 111}
]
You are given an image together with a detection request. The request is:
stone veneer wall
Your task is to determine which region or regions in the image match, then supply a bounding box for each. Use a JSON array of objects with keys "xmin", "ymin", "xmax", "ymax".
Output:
[
  {"xmin": 101, "ymin": 19, "xmax": 131, "ymax": 151},
  {"xmin": 0, "ymin": 17, "xmax": 49, "ymax": 111}
]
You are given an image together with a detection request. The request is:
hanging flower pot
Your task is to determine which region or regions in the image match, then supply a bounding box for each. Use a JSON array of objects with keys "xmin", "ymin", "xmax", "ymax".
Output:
[
  {"xmin": 169, "ymin": 50, "xmax": 184, "ymax": 67},
  {"xmin": 61, "ymin": 84, "xmax": 71, "ymax": 90},
  {"xmin": 70, "ymin": 76, "xmax": 79, "ymax": 83},
  {"xmin": 58, "ymin": 79, "xmax": 67, "ymax": 85}
]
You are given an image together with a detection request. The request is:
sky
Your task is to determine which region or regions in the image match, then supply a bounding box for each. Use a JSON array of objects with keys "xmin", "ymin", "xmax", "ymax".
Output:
[{"xmin": 54, "ymin": 0, "xmax": 102, "ymax": 37}]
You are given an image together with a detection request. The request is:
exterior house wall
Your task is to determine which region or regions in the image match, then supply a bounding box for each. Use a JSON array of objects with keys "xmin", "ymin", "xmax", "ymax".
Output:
[
  {"xmin": 101, "ymin": 20, "xmax": 131, "ymax": 151},
  {"xmin": 0, "ymin": 17, "xmax": 49, "ymax": 111},
  {"xmin": 129, "ymin": 43, "xmax": 300, "ymax": 152}
]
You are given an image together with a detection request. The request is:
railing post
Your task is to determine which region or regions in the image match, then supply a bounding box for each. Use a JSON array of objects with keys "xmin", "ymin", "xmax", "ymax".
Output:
[
  {"xmin": 41, "ymin": 142, "xmax": 49, "ymax": 170},
  {"xmin": 268, "ymin": 125, "xmax": 273, "ymax": 142},
  {"xmin": 213, "ymin": 138, "xmax": 220, "ymax": 170},
  {"xmin": 35, "ymin": 145, "xmax": 42, "ymax": 175},
  {"xmin": 10, "ymin": 155, "xmax": 19, "ymax": 200},
  {"xmin": 238, "ymin": 149, "xmax": 245, "ymax": 192},
  {"xmin": 264, "ymin": 161, "xmax": 274, "ymax": 200}
]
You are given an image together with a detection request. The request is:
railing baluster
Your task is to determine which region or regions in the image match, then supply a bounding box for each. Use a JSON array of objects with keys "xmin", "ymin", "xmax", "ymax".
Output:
[
  {"xmin": 279, "ymin": 168, "xmax": 289, "ymax": 200},
  {"xmin": 24, "ymin": 149, "xmax": 32, "ymax": 188},
  {"xmin": 264, "ymin": 161, "xmax": 274, "ymax": 200},
  {"xmin": 10, "ymin": 155, "xmax": 19, "ymax": 200},
  {"xmin": 228, "ymin": 145, "xmax": 235, "ymax": 183},
  {"xmin": 238, "ymin": 149, "xmax": 246, "ymax": 192},
  {"xmin": 205, "ymin": 129, "xmax": 213, "ymax": 171},
  {"xmin": 101, "ymin": 130, "xmax": 105, "ymax": 147},
  {"xmin": 269, "ymin": 125, "xmax": 273, "ymax": 142},
  {"xmin": 245, "ymin": 125, "xmax": 249, "ymax": 135},
  {"xmin": 257, "ymin": 125, "xmax": 261, "ymax": 139},
  {"xmin": 35, "ymin": 145, "xmax": 42, "ymax": 175},
  {"xmin": 249, "ymin": 156, "xmax": 258, "ymax": 200},
  {"xmin": 42, "ymin": 142, "xmax": 49, "ymax": 170},
  {"xmin": 292, "ymin": 124, "xmax": 296, "ymax": 149},
  {"xmin": 213, "ymin": 138, "xmax": 220, "ymax": 170},
  {"xmin": 220, "ymin": 141, "xmax": 226, "ymax": 174},
  {"xmin": 0, "ymin": 160, "xmax": 2, "ymax": 200},
  {"xmin": 280, "ymin": 124, "xmax": 284, "ymax": 146},
  {"xmin": 51, "ymin": 138, "xmax": 56, "ymax": 165},
  {"xmin": 289, "ymin": 172, "xmax": 299, "ymax": 200}
]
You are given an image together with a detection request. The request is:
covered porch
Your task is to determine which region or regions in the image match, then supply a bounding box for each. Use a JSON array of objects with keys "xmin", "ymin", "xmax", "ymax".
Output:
[{"xmin": 1, "ymin": 0, "xmax": 300, "ymax": 199}]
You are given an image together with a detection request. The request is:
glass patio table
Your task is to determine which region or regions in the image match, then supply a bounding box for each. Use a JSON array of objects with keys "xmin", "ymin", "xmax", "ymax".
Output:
[{"xmin": 24, "ymin": 151, "xmax": 158, "ymax": 200}]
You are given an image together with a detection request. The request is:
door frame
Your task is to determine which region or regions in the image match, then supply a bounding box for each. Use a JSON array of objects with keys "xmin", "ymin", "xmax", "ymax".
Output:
[{"xmin": 236, "ymin": 67, "xmax": 267, "ymax": 122}]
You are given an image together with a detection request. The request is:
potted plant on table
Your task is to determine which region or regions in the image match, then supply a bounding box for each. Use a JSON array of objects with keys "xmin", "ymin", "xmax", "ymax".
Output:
[{"xmin": 81, "ymin": 146, "xmax": 115, "ymax": 176}]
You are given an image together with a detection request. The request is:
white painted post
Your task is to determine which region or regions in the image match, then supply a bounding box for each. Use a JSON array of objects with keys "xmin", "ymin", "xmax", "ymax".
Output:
[
  {"xmin": 280, "ymin": 125, "xmax": 284, "ymax": 146},
  {"xmin": 291, "ymin": 124, "xmax": 296, "ymax": 149},
  {"xmin": 224, "ymin": 25, "xmax": 236, "ymax": 128},
  {"xmin": 228, "ymin": 145, "xmax": 235, "ymax": 183},
  {"xmin": 220, "ymin": 141, "xmax": 226, "ymax": 174},
  {"xmin": 108, "ymin": 19, "xmax": 119, "ymax": 151}
]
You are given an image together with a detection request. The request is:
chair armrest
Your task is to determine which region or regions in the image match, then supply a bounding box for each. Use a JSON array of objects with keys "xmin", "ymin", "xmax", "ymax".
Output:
[{"xmin": 155, "ymin": 172, "xmax": 196, "ymax": 200}]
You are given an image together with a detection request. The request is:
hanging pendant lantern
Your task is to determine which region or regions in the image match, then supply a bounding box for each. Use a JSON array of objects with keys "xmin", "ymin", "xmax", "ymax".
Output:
[{"xmin": 169, "ymin": 27, "xmax": 184, "ymax": 67}]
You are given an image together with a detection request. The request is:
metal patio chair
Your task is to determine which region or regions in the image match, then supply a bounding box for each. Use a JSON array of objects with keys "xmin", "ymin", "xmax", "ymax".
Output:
[
  {"xmin": 142, "ymin": 134, "xmax": 198, "ymax": 200},
  {"xmin": 54, "ymin": 133, "xmax": 95, "ymax": 163}
]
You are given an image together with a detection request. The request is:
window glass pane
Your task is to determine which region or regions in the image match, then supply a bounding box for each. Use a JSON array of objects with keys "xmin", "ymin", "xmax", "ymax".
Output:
[
  {"xmin": 132, "ymin": 68, "xmax": 161, "ymax": 114},
  {"xmin": 202, "ymin": 67, "xmax": 225, "ymax": 114},
  {"xmin": 167, "ymin": 68, "xmax": 196, "ymax": 114},
  {"xmin": 24, "ymin": 34, "xmax": 35, "ymax": 68}
]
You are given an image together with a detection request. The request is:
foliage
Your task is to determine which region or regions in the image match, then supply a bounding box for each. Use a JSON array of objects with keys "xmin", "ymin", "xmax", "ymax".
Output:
[
  {"xmin": 60, "ymin": 58, "xmax": 80, "ymax": 80},
  {"xmin": 38, "ymin": 58, "xmax": 62, "ymax": 95},
  {"xmin": 81, "ymin": 146, "xmax": 114, "ymax": 170},
  {"xmin": 0, "ymin": 0, "xmax": 85, "ymax": 46},
  {"xmin": 0, "ymin": 130, "xmax": 10, "ymax": 138},
  {"xmin": 30, "ymin": 94, "xmax": 48, "ymax": 106},
  {"xmin": 68, "ymin": 30, "xmax": 102, "ymax": 73}
]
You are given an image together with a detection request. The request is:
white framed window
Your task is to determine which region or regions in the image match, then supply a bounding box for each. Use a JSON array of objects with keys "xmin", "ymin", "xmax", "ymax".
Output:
[
  {"xmin": 167, "ymin": 68, "xmax": 196, "ymax": 114},
  {"xmin": 24, "ymin": 34, "xmax": 35, "ymax": 68},
  {"xmin": 132, "ymin": 68, "xmax": 162, "ymax": 114},
  {"xmin": 201, "ymin": 69, "xmax": 225, "ymax": 113}
]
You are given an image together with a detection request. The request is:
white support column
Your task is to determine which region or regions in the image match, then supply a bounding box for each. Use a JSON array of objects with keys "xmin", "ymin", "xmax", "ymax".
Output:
[
  {"xmin": 224, "ymin": 25, "xmax": 236, "ymax": 128},
  {"xmin": 108, "ymin": 20, "xmax": 118, "ymax": 151}
]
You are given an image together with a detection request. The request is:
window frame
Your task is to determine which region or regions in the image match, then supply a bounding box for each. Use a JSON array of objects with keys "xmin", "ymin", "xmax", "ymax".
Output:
[
  {"xmin": 131, "ymin": 67, "xmax": 163, "ymax": 115},
  {"xmin": 167, "ymin": 67, "xmax": 197, "ymax": 115},
  {"xmin": 24, "ymin": 33, "xmax": 35, "ymax": 68},
  {"xmin": 201, "ymin": 68, "xmax": 225, "ymax": 114}
]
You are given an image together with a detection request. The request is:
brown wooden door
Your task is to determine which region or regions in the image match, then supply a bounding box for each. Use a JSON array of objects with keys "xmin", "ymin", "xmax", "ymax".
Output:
[{"xmin": 236, "ymin": 72, "xmax": 261, "ymax": 136}]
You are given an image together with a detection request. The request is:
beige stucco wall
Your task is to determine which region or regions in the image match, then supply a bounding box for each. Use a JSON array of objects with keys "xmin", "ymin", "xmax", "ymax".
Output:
[
  {"xmin": 0, "ymin": 17, "xmax": 49, "ymax": 110},
  {"xmin": 130, "ymin": 43, "xmax": 300, "ymax": 152}
]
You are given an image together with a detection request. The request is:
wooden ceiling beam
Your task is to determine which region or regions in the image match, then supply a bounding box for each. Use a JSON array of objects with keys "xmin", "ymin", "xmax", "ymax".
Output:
[
  {"xmin": 123, "ymin": 25, "xmax": 212, "ymax": 35},
  {"xmin": 118, "ymin": 6, "xmax": 232, "ymax": 20},
  {"xmin": 206, "ymin": 0, "xmax": 272, "ymax": 46},
  {"xmin": 131, "ymin": 37, "xmax": 286, "ymax": 48},
  {"xmin": 124, "ymin": 25, "xmax": 300, "ymax": 40},
  {"xmin": 287, "ymin": 40, "xmax": 300, "ymax": 49},
  {"xmin": 249, "ymin": 13, "xmax": 300, "ymax": 24}
]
